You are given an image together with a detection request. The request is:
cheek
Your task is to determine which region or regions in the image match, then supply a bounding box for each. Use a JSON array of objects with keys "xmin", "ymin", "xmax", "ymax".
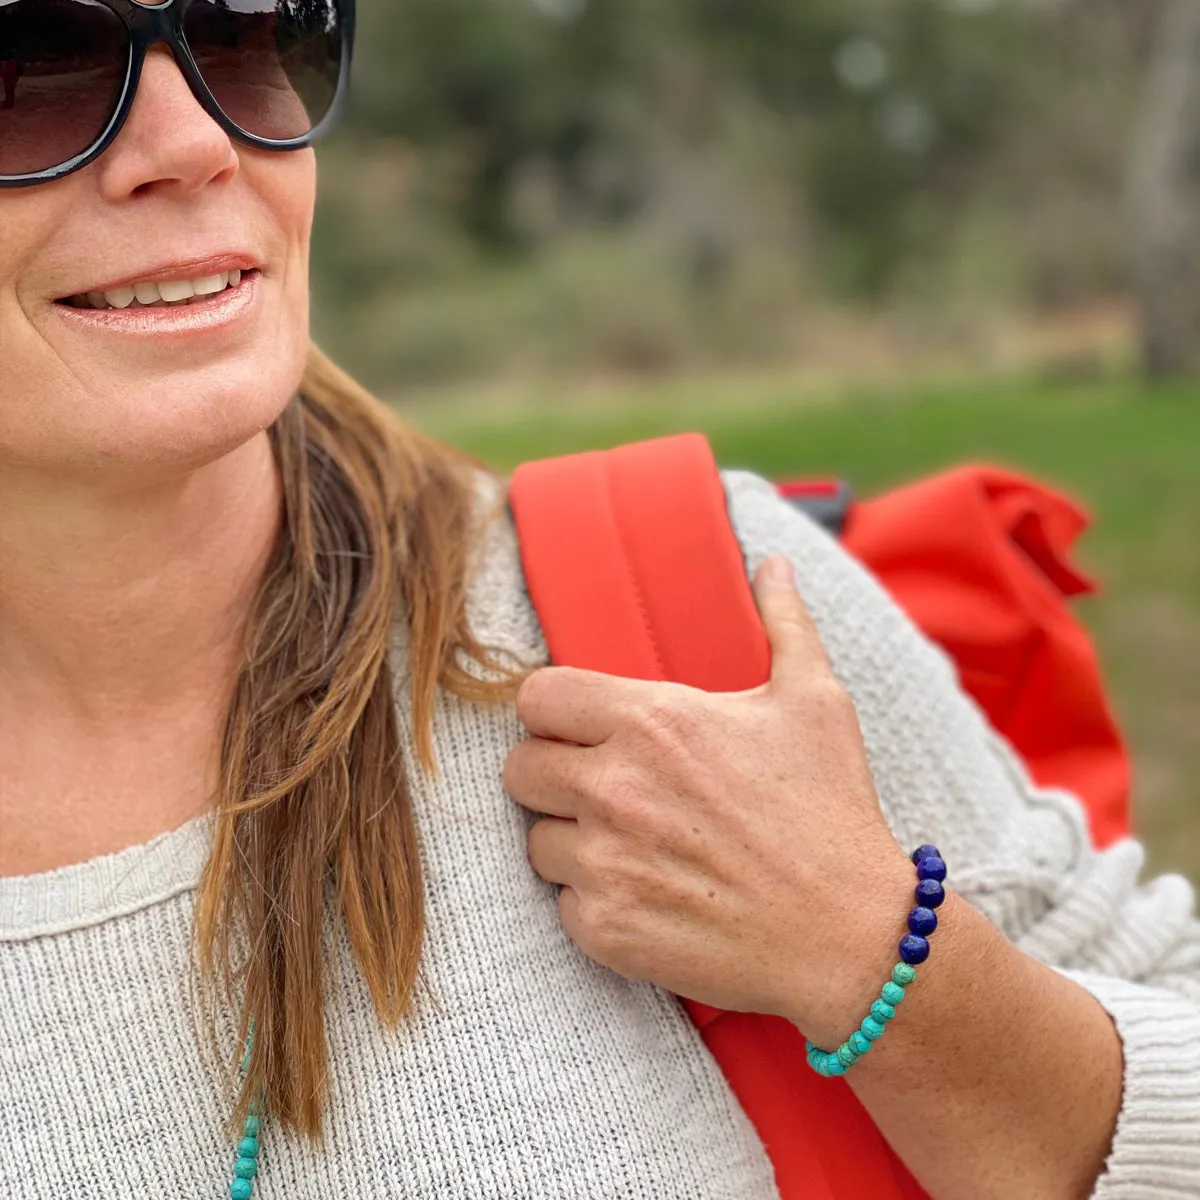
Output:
[
  {"xmin": 264, "ymin": 149, "xmax": 317, "ymax": 301},
  {"xmin": 257, "ymin": 149, "xmax": 316, "ymax": 378},
  {"xmin": 0, "ymin": 152, "xmax": 319, "ymax": 476}
]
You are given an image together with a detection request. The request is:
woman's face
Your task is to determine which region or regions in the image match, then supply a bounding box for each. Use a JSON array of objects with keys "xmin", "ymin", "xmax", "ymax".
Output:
[{"xmin": 0, "ymin": 45, "xmax": 315, "ymax": 483}]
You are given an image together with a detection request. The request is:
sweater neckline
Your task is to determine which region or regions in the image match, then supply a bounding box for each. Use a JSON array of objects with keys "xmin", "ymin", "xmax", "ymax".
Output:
[{"xmin": 0, "ymin": 812, "xmax": 212, "ymax": 942}]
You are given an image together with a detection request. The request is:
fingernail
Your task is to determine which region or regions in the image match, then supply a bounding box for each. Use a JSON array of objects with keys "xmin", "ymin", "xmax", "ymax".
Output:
[{"xmin": 762, "ymin": 556, "xmax": 794, "ymax": 588}]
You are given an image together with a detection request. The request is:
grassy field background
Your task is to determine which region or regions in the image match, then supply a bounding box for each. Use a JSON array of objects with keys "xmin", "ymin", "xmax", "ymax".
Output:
[{"xmin": 403, "ymin": 372, "xmax": 1200, "ymax": 886}]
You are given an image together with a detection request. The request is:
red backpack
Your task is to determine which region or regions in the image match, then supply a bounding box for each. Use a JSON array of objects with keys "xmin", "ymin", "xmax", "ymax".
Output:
[{"xmin": 508, "ymin": 432, "xmax": 1130, "ymax": 1200}]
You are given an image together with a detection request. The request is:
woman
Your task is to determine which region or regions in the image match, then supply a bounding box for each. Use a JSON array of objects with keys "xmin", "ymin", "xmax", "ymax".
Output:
[{"xmin": 1, "ymin": 3, "xmax": 1198, "ymax": 1198}]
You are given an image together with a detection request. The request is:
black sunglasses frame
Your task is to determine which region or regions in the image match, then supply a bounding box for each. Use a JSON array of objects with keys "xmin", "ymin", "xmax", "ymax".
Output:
[{"xmin": 0, "ymin": 0, "xmax": 356, "ymax": 188}]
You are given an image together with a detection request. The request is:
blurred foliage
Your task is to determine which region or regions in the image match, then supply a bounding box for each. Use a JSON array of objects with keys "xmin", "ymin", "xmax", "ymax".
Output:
[{"xmin": 310, "ymin": 0, "xmax": 1162, "ymax": 388}]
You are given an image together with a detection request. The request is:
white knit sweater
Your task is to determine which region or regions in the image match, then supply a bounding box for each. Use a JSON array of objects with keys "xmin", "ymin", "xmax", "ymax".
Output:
[{"xmin": 1, "ymin": 470, "xmax": 1198, "ymax": 1199}]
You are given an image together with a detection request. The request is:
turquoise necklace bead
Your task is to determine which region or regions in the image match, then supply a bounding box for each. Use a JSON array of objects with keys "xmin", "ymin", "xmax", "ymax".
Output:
[{"xmin": 229, "ymin": 1023, "xmax": 264, "ymax": 1199}]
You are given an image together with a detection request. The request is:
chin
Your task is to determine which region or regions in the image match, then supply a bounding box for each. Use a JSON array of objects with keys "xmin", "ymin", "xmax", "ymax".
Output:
[{"xmin": 49, "ymin": 346, "xmax": 306, "ymax": 486}]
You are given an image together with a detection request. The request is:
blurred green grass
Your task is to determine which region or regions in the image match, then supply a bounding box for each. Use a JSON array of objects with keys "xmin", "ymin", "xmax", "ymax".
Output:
[{"xmin": 405, "ymin": 373, "xmax": 1200, "ymax": 885}]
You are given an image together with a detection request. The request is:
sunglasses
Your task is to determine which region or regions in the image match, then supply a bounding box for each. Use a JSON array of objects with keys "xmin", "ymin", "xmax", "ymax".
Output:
[{"xmin": 0, "ymin": 0, "xmax": 355, "ymax": 187}]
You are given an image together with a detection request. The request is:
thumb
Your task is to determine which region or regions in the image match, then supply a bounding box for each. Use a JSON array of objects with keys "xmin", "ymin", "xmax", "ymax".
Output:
[{"xmin": 753, "ymin": 555, "xmax": 830, "ymax": 689}]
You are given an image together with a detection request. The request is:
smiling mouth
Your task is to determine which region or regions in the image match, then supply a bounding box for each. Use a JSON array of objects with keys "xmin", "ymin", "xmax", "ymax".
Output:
[{"xmin": 56, "ymin": 269, "xmax": 259, "ymax": 311}]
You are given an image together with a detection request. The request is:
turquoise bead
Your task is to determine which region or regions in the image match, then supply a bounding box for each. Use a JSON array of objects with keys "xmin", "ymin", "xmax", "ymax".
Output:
[
  {"xmin": 848, "ymin": 1031, "xmax": 872, "ymax": 1056},
  {"xmin": 234, "ymin": 1157, "xmax": 258, "ymax": 1180},
  {"xmin": 243, "ymin": 1115, "xmax": 261, "ymax": 1138},
  {"xmin": 860, "ymin": 1015, "xmax": 886, "ymax": 1041},
  {"xmin": 870, "ymin": 999, "xmax": 896, "ymax": 1024},
  {"xmin": 824, "ymin": 1057, "xmax": 848, "ymax": 1076},
  {"xmin": 230, "ymin": 1180, "xmax": 253, "ymax": 1200},
  {"xmin": 836, "ymin": 1043, "xmax": 858, "ymax": 1068},
  {"xmin": 892, "ymin": 962, "xmax": 917, "ymax": 987},
  {"xmin": 881, "ymin": 981, "xmax": 905, "ymax": 1006},
  {"xmin": 237, "ymin": 1136, "xmax": 259, "ymax": 1159}
]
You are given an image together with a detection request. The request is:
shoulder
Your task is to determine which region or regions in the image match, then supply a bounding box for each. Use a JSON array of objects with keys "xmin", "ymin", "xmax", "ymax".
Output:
[
  {"xmin": 461, "ymin": 469, "xmax": 550, "ymax": 669},
  {"xmin": 720, "ymin": 468, "xmax": 963, "ymax": 703}
]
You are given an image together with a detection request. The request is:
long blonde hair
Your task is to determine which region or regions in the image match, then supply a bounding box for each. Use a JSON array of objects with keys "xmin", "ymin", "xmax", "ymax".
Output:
[{"xmin": 191, "ymin": 346, "xmax": 530, "ymax": 1139}]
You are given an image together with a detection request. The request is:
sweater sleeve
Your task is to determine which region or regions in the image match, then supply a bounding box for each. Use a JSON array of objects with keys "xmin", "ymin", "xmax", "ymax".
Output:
[{"xmin": 721, "ymin": 468, "xmax": 1200, "ymax": 1199}]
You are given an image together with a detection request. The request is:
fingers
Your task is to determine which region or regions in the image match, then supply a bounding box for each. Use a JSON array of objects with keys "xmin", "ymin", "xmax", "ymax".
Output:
[
  {"xmin": 752, "ymin": 555, "xmax": 832, "ymax": 692},
  {"xmin": 504, "ymin": 735, "xmax": 604, "ymax": 820},
  {"xmin": 527, "ymin": 815, "xmax": 582, "ymax": 887},
  {"xmin": 515, "ymin": 666, "xmax": 635, "ymax": 746}
]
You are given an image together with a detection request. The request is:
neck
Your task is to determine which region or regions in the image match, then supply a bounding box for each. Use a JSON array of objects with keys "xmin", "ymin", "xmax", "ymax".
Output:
[{"xmin": 0, "ymin": 434, "xmax": 282, "ymax": 875}]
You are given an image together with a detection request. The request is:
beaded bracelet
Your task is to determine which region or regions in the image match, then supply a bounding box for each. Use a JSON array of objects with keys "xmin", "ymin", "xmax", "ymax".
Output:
[{"xmin": 805, "ymin": 844, "xmax": 947, "ymax": 1078}]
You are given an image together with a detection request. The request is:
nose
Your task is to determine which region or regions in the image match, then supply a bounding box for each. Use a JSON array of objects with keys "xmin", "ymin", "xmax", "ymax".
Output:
[{"xmin": 95, "ymin": 46, "xmax": 239, "ymax": 201}]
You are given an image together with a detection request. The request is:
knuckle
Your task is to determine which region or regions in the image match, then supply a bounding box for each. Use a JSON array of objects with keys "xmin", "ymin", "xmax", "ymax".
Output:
[
  {"xmin": 575, "ymin": 894, "xmax": 629, "ymax": 959},
  {"xmin": 590, "ymin": 764, "xmax": 647, "ymax": 825},
  {"xmin": 799, "ymin": 669, "xmax": 852, "ymax": 713},
  {"xmin": 574, "ymin": 833, "xmax": 616, "ymax": 885},
  {"xmin": 819, "ymin": 674, "xmax": 858, "ymax": 719},
  {"xmin": 633, "ymin": 689, "xmax": 699, "ymax": 750}
]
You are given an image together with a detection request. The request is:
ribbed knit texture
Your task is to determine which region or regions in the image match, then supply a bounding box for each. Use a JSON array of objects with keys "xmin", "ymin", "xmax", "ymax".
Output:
[{"xmin": 1, "ymin": 469, "xmax": 1198, "ymax": 1198}]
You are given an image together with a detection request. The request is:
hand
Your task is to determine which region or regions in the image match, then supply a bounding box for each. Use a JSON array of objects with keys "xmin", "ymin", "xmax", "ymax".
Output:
[{"xmin": 502, "ymin": 555, "xmax": 916, "ymax": 1044}]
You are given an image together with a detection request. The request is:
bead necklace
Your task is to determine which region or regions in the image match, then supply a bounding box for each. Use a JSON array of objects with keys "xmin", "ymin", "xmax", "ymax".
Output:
[{"xmin": 228, "ymin": 1023, "xmax": 263, "ymax": 1199}]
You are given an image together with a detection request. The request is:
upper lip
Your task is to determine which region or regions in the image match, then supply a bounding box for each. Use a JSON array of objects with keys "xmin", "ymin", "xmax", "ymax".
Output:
[{"xmin": 60, "ymin": 253, "xmax": 262, "ymax": 299}]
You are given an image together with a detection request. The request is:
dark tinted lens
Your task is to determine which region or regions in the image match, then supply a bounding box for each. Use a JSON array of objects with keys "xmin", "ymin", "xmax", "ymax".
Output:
[
  {"xmin": 0, "ymin": 0, "xmax": 127, "ymax": 178},
  {"xmin": 183, "ymin": 0, "xmax": 342, "ymax": 143}
]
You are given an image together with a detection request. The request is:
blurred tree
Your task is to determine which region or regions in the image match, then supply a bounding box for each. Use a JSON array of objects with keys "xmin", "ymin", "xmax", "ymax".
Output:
[
  {"xmin": 1130, "ymin": 0, "xmax": 1200, "ymax": 378},
  {"xmin": 348, "ymin": 0, "xmax": 657, "ymax": 246},
  {"xmin": 312, "ymin": 0, "xmax": 1165, "ymax": 386},
  {"xmin": 341, "ymin": 0, "xmax": 1022, "ymax": 295}
]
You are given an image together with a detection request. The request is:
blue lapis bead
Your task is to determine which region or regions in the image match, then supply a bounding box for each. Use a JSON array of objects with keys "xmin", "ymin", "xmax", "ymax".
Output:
[
  {"xmin": 230, "ymin": 1180, "xmax": 254, "ymax": 1200},
  {"xmin": 910, "ymin": 844, "xmax": 940, "ymax": 865},
  {"xmin": 849, "ymin": 1031, "xmax": 872, "ymax": 1055},
  {"xmin": 916, "ymin": 855, "xmax": 946, "ymax": 883},
  {"xmin": 234, "ymin": 1157, "xmax": 259, "ymax": 1180},
  {"xmin": 908, "ymin": 906, "xmax": 938, "ymax": 937},
  {"xmin": 860, "ymin": 1015, "xmax": 886, "ymax": 1041},
  {"xmin": 899, "ymin": 934, "xmax": 930, "ymax": 964},
  {"xmin": 881, "ymin": 980, "xmax": 906, "ymax": 1005},
  {"xmin": 870, "ymin": 999, "xmax": 896, "ymax": 1024},
  {"xmin": 237, "ymin": 1136, "xmax": 259, "ymax": 1159},
  {"xmin": 914, "ymin": 878, "xmax": 945, "ymax": 909},
  {"xmin": 892, "ymin": 962, "xmax": 917, "ymax": 986}
]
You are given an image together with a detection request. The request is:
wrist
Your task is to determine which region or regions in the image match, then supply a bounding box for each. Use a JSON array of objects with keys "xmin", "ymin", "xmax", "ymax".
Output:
[{"xmin": 787, "ymin": 846, "xmax": 936, "ymax": 1051}]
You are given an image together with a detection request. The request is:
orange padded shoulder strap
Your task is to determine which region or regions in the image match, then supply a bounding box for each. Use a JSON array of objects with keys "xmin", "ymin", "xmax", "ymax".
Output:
[
  {"xmin": 509, "ymin": 432, "xmax": 772, "ymax": 689},
  {"xmin": 508, "ymin": 433, "xmax": 927, "ymax": 1200}
]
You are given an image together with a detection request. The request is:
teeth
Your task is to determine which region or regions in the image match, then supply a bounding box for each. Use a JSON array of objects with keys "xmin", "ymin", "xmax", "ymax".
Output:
[
  {"xmin": 104, "ymin": 287, "xmax": 137, "ymax": 309},
  {"xmin": 74, "ymin": 269, "xmax": 247, "ymax": 311},
  {"xmin": 158, "ymin": 278, "xmax": 196, "ymax": 302}
]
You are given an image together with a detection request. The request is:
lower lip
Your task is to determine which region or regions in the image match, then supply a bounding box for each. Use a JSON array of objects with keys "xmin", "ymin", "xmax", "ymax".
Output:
[{"xmin": 52, "ymin": 270, "xmax": 262, "ymax": 338}]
